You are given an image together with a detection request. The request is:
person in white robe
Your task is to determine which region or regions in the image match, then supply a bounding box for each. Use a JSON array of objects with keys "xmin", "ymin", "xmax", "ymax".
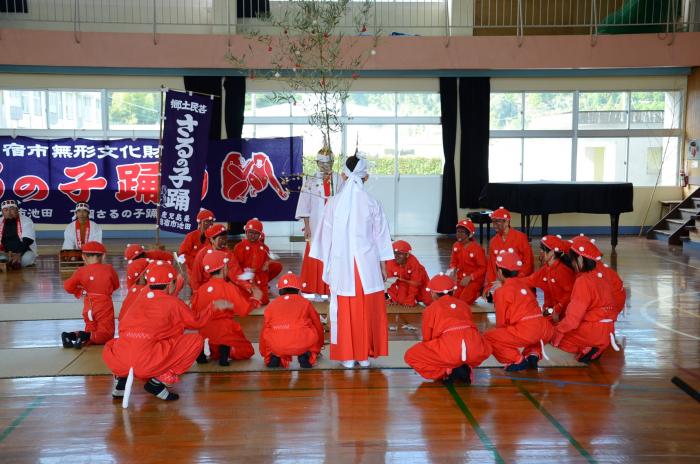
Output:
[
  {"xmin": 62, "ymin": 202, "xmax": 102, "ymax": 250},
  {"xmin": 309, "ymin": 155, "xmax": 394, "ymax": 368},
  {"xmin": 0, "ymin": 199, "xmax": 37, "ymax": 267},
  {"xmin": 295, "ymin": 148, "xmax": 343, "ymax": 300}
]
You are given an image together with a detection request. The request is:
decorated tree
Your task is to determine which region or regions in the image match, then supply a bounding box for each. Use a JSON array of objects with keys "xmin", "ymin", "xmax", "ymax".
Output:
[{"xmin": 229, "ymin": 0, "xmax": 379, "ymax": 160}]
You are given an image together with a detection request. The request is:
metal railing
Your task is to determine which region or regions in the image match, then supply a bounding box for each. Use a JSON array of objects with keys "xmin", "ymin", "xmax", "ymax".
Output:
[{"xmin": 0, "ymin": 0, "xmax": 697, "ymax": 38}]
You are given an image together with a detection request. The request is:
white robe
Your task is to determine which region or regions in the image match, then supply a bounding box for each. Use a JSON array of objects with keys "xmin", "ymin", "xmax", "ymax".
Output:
[
  {"xmin": 294, "ymin": 172, "xmax": 342, "ymax": 238},
  {"xmin": 309, "ymin": 180, "xmax": 393, "ymax": 297},
  {"xmin": 62, "ymin": 220, "xmax": 102, "ymax": 250}
]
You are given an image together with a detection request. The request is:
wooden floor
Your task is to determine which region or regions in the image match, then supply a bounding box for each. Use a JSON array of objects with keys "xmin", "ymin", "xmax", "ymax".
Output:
[{"xmin": 1, "ymin": 236, "xmax": 699, "ymax": 463}]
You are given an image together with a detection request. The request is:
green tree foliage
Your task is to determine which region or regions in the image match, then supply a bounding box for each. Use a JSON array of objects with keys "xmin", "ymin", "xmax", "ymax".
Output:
[{"xmin": 108, "ymin": 92, "xmax": 160, "ymax": 126}]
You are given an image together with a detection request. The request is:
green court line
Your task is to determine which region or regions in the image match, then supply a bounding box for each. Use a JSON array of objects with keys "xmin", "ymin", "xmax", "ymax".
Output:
[
  {"xmin": 514, "ymin": 381, "xmax": 597, "ymax": 464},
  {"xmin": 0, "ymin": 396, "xmax": 44, "ymax": 444},
  {"xmin": 446, "ymin": 384, "xmax": 506, "ymax": 464}
]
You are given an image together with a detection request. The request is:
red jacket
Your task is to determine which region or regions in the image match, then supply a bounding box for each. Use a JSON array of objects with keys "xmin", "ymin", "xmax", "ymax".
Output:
[
  {"xmin": 386, "ymin": 254, "xmax": 430, "ymax": 306},
  {"xmin": 521, "ymin": 260, "xmax": 575, "ymax": 315},
  {"xmin": 486, "ymin": 228, "xmax": 534, "ymax": 286},
  {"xmin": 450, "ymin": 240, "xmax": 487, "ymax": 286},
  {"xmin": 492, "ymin": 278, "xmax": 542, "ymax": 329},
  {"xmin": 190, "ymin": 245, "xmax": 246, "ymax": 292},
  {"xmin": 556, "ymin": 271, "xmax": 617, "ymax": 337},
  {"xmin": 178, "ymin": 229, "xmax": 207, "ymax": 272},
  {"xmin": 596, "ymin": 262, "xmax": 626, "ymax": 317},
  {"xmin": 260, "ymin": 293, "xmax": 325, "ymax": 357}
]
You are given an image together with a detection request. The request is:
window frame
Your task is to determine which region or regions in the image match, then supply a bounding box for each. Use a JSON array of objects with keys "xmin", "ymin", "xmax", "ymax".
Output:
[{"xmin": 489, "ymin": 89, "xmax": 684, "ymax": 185}]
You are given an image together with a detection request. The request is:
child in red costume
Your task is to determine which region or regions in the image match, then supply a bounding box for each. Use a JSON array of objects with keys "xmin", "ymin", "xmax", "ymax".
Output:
[
  {"xmin": 385, "ymin": 240, "xmax": 431, "ymax": 307},
  {"xmin": 62, "ymin": 241, "xmax": 120, "ymax": 348},
  {"xmin": 104, "ymin": 261, "xmax": 221, "ymax": 406},
  {"xmin": 484, "ymin": 207, "xmax": 534, "ymax": 296},
  {"xmin": 483, "ymin": 250, "xmax": 555, "ymax": 371},
  {"xmin": 260, "ymin": 272, "xmax": 325, "ymax": 368},
  {"xmin": 521, "ymin": 234, "xmax": 575, "ymax": 319},
  {"xmin": 447, "ymin": 219, "xmax": 487, "ymax": 305},
  {"xmin": 404, "ymin": 273, "xmax": 492, "ymax": 384},
  {"xmin": 551, "ymin": 236, "xmax": 619, "ymax": 363},
  {"xmin": 190, "ymin": 250, "xmax": 255, "ymax": 366},
  {"xmin": 233, "ymin": 218, "xmax": 283, "ymax": 305},
  {"xmin": 177, "ymin": 209, "xmax": 215, "ymax": 274}
]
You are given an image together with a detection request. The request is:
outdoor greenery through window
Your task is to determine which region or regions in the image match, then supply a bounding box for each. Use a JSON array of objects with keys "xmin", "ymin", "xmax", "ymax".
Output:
[
  {"xmin": 489, "ymin": 90, "xmax": 683, "ymax": 186},
  {"xmin": 244, "ymin": 91, "xmax": 443, "ymax": 176},
  {"xmin": 0, "ymin": 89, "xmax": 162, "ymax": 137}
]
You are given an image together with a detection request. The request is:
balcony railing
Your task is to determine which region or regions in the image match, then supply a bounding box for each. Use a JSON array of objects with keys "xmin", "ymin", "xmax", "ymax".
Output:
[{"xmin": 0, "ymin": 0, "xmax": 697, "ymax": 38}]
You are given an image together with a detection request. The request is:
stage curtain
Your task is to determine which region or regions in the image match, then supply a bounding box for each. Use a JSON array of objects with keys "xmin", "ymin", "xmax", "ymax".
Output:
[
  {"xmin": 458, "ymin": 77, "xmax": 490, "ymax": 208},
  {"xmin": 183, "ymin": 76, "xmax": 223, "ymax": 140},
  {"xmin": 436, "ymin": 77, "xmax": 458, "ymax": 234}
]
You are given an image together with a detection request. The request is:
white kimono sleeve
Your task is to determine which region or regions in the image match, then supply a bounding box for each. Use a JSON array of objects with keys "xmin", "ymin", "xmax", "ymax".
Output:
[
  {"xmin": 62, "ymin": 224, "xmax": 76, "ymax": 250},
  {"xmin": 91, "ymin": 221, "xmax": 103, "ymax": 243},
  {"xmin": 372, "ymin": 201, "xmax": 394, "ymax": 262}
]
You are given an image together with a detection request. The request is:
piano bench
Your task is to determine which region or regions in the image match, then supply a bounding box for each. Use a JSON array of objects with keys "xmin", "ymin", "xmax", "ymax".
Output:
[{"xmin": 466, "ymin": 211, "xmax": 492, "ymax": 245}]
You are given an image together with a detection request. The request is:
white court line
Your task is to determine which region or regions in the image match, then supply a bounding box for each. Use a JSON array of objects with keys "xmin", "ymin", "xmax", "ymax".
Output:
[{"xmin": 640, "ymin": 291, "xmax": 700, "ymax": 341}]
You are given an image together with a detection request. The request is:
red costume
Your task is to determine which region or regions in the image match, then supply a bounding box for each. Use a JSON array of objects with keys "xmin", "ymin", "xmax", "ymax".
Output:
[
  {"xmin": 386, "ymin": 241, "xmax": 431, "ymax": 306},
  {"xmin": 124, "ymin": 243, "xmax": 172, "ymax": 264},
  {"xmin": 178, "ymin": 209, "xmax": 215, "ymax": 274},
  {"xmin": 233, "ymin": 219, "xmax": 283, "ymax": 305},
  {"xmin": 120, "ymin": 259, "xmax": 149, "ymax": 323},
  {"xmin": 189, "ymin": 224, "xmax": 249, "ymax": 295},
  {"xmin": 63, "ymin": 242, "xmax": 120, "ymax": 345},
  {"xmin": 190, "ymin": 251, "xmax": 255, "ymax": 363},
  {"xmin": 485, "ymin": 208, "xmax": 534, "ymax": 289},
  {"xmin": 598, "ymin": 261, "xmax": 626, "ymax": 318},
  {"xmin": 404, "ymin": 275, "xmax": 492, "ymax": 381},
  {"xmin": 521, "ymin": 235, "xmax": 575, "ymax": 317},
  {"xmin": 103, "ymin": 263, "xmax": 213, "ymax": 385},
  {"xmin": 552, "ymin": 238, "xmax": 618, "ymax": 361},
  {"xmin": 483, "ymin": 251, "xmax": 554, "ymax": 366},
  {"xmin": 449, "ymin": 220, "xmax": 487, "ymax": 305},
  {"xmin": 259, "ymin": 273, "xmax": 325, "ymax": 368}
]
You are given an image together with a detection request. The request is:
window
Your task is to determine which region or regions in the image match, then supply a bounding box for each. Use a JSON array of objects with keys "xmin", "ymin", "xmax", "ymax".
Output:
[
  {"xmin": 489, "ymin": 89, "xmax": 683, "ymax": 185},
  {"xmin": 0, "ymin": 90, "xmax": 46, "ymax": 129},
  {"xmin": 108, "ymin": 91, "xmax": 161, "ymax": 130},
  {"xmin": 244, "ymin": 91, "xmax": 442, "ymax": 177},
  {"xmin": 48, "ymin": 91, "xmax": 101, "ymax": 130},
  {"xmin": 524, "ymin": 92, "xmax": 573, "ymax": 130}
]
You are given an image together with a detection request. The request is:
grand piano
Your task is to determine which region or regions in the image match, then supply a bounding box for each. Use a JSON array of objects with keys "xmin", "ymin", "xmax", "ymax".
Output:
[{"xmin": 478, "ymin": 182, "xmax": 634, "ymax": 247}]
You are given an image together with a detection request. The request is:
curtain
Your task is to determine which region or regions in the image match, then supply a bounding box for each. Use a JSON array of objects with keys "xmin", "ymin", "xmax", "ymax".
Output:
[
  {"xmin": 223, "ymin": 77, "xmax": 247, "ymax": 139},
  {"xmin": 458, "ymin": 77, "xmax": 490, "ymax": 208},
  {"xmin": 436, "ymin": 77, "xmax": 458, "ymax": 234},
  {"xmin": 183, "ymin": 76, "xmax": 223, "ymax": 140}
]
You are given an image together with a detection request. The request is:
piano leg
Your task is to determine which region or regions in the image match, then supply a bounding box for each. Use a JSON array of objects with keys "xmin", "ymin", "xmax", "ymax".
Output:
[
  {"xmin": 541, "ymin": 214, "xmax": 549, "ymax": 237},
  {"xmin": 526, "ymin": 215, "xmax": 531, "ymax": 240},
  {"xmin": 610, "ymin": 213, "xmax": 620, "ymax": 248}
]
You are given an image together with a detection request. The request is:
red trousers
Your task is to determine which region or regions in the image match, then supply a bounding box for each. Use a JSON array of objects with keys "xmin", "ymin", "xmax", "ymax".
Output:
[
  {"xmin": 82, "ymin": 295, "xmax": 115, "ymax": 345},
  {"xmin": 332, "ymin": 265, "xmax": 388, "ymax": 361},
  {"xmin": 404, "ymin": 329, "xmax": 492, "ymax": 380},
  {"xmin": 259, "ymin": 326, "xmax": 321, "ymax": 368},
  {"xmin": 200, "ymin": 319, "xmax": 254, "ymax": 361},
  {"xmin": 455, "ymin": 281, "xmax": 483, "ymax": 306},
  {"xmin": 557, "ymin": 321, "xmax": 614, "ymax": 360},
  {"xmin": 484, "ymin": 319, "xmax": 554, "ymax": 365},
  {"xmin": 103, "ymin": 333, "xmax": 203, "ymax": 383},
  {"xmin": 387, "ymin": 282, "xmax": 431, "ymax": 307},
  {"xmin": 300, "ymin": 242, "xmax": 330, "ymax": 295}
]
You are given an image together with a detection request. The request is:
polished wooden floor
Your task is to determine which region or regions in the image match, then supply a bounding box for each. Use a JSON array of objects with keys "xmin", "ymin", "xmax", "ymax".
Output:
[{"xmin": 0, "ymin": 236, "xmax": 699, "ymax": 463}]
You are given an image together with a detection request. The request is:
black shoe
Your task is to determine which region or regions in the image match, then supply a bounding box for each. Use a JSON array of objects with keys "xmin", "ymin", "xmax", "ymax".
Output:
[
  {"xmin": 526, "ymin": 355, "xmax": 539, "ymax": 370},
  {"xmin": 61, "ymin": 331, "xmax": 76, "ymax": 348},
  {"xmin": 577, "ymin": 347, "xmax": 600, "ymax": 364},
  {"xmin": 267, "ymin": 355, "xmax": 281, "ymax": 368},
  {"xmin": 144, "ymin": 378, "xmax": 179, "ymax": 401},
  {"xmin": 196, "ymin": 351, "xmax": 208, "ymax": 364},
  {"xmin": 486, "ymin": 293, "xmax": 494, "ymax": 304},
  {"xmin": 505, "ymin": 358, "xmax": 530, "ymax": 372},
  {"xmin": 112, "ymin": 377, "xmax": 127, "ymax": 398},
  {"xmin": 444, "ymin": 365, "xmax": 471, "ymax": 384},
  {"xmin": 218, "ymin": 345, "xmax": 231, "ymax": 367},
  {"xmin": 74, "ymin": 331, "xmax": 90, "ymax": 349},
  {"xmin": 298, "ymin": 352, "xmax": 313, "ymax": 369}
]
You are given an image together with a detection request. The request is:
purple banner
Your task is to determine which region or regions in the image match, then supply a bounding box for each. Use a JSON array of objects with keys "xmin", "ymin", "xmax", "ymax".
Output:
[
  {"xmin": 158, "ymin": 90, "xmax": 213, "ymax": 234},
  {"xmin": 0, "ymin": 136, "xmax": 161, "ymax": 223},
  {"xmin": 202, "ymin": 137, "xmax": 303, "ymax": 221}
]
